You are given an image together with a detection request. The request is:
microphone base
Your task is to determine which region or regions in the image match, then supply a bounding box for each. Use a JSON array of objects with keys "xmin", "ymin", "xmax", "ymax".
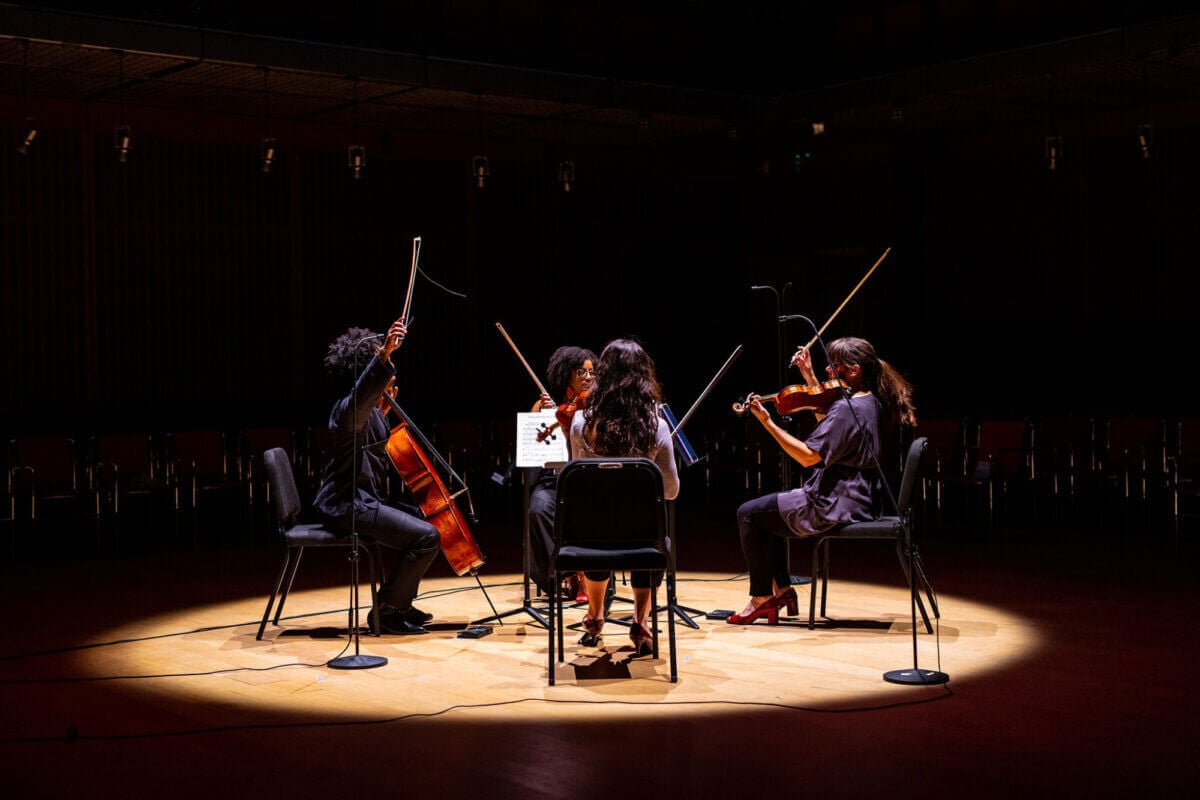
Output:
[
  {"xmin": 327, "ymin": 654, "xmax": 388, "ymax": 670},
  {"xmin": 883, "ymin": 668, "xmax": 949, "ymax": 685}
]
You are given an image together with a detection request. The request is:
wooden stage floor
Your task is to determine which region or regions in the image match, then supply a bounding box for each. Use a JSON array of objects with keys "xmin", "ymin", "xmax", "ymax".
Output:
[{"xmin": 0, "ymin": 509, "xmax": 1197, "ymax": 799}]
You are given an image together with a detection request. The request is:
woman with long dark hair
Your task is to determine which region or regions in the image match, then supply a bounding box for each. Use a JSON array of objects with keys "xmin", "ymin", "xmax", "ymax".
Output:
[{"xmin": 569, "ymin": 338, "xmax": 680, "ymax": 655}]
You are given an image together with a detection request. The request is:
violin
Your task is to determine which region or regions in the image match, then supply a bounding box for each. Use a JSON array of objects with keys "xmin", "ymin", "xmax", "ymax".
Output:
[
  {"xmin": 731, "ymin": 380, "xmax": 848, "ymax": 417},
  {"xmin": 536, "ymin": 388, "xmax": 588, "ymax": 443}
]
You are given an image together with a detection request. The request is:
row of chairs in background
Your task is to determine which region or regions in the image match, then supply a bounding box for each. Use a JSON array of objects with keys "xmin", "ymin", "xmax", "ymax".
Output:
[
  {"xmin": 4, "ymin": 427, "xmax": 299, "ymax": 551},
  {"xmin": 2, "ymin": 418, "xmax": 528, "ymax": 556},
  {"xmin": 912, "ymin": 413, "xmax": 1198, "ymax": 535},
  {"xmin": 698, "ymin": 413, "xmax": 1199, "ymax": 536},
  {"xmin": 5, "ymin": 413, "xmax": 1196, "ymax": 558}
]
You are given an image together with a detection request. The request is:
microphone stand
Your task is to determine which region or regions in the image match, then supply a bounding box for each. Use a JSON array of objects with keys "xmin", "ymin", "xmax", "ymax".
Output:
[
  {"xmin": 753, "ymin": 284, "xmax": 810, "ymax": 588},
  {"xmin": 784, "ymin": 315, "xmax": 947, "ymax": 686},
  {"xmin": 329, "ymin": 334, "xmax": 387, "ymax": 670}
]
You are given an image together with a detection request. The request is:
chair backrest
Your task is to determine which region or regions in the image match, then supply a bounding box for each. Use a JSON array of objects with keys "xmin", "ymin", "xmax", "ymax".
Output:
[
  {"xmin": 554, "ymin": 457, "xmax": 667, "ymax": 551},
  {"xmin": 262, "ymin": 447, "xmax": 301, "ymax": 529},
  {"xmin": 895, "ymin": 436, "xmax": 929, "ymax": 516}
]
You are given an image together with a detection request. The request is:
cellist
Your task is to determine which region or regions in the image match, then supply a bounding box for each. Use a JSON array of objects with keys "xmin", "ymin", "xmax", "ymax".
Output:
[
  {"xmin": 313, "ymin": 316, "xmax": 439, "ymax": 635},
  {"xmin": 728, "ymin": 337, "xmax": 917, "ymax": 625}
]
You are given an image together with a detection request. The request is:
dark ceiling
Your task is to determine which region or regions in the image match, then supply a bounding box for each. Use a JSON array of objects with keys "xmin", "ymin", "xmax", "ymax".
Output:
[{"xmin": 4, "ymin": 1, "xmax": 1200, "ymax": 152}]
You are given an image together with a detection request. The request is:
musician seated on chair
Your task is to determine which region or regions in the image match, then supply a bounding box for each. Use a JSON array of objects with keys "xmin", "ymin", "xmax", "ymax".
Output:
[
  {"xmin": 569, "ymin": 338, "xmax": 680, "ymax": 656},
  {"xmin": 528, "ymin": 344, "xmax": 597, "ymax": 601},
  {"xmin": 729, "ymin": 336, "xmax": 916, "ymax": 626},
  {"xmin": 313, "ymin": 316, "xmax": 439, "ymax": 635}
]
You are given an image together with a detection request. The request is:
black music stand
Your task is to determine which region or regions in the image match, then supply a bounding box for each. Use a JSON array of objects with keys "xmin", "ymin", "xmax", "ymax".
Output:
[{"xmin": 472, "ymin": 467, "xmax": 549, "ymax": 628}]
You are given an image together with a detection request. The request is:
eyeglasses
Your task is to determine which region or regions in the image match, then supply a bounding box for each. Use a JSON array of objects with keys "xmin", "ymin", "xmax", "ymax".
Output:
[{"xmin": 575, "ymin": 368, "xmax": 595, "ymax": 378}]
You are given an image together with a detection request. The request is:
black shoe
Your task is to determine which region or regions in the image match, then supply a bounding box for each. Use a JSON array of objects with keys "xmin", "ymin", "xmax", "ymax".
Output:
[
  {"xmin": 397, "ymin": 606, "xmax": 434, "ymax": 625},
  {"xmin": 368, "ymin": 607, "xmax": 428, "ymax": 635}
]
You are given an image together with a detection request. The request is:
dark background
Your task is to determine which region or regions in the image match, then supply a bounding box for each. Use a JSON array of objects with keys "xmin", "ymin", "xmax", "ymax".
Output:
[{"xmin": 2, "ymin": 1, "xmax": 1196, "ymax": 446}]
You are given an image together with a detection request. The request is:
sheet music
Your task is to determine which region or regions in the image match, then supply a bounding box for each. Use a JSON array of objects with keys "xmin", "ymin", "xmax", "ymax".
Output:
[{"xmin": 515, "ymin": 411, "xmax": 569, "ymax": 468}]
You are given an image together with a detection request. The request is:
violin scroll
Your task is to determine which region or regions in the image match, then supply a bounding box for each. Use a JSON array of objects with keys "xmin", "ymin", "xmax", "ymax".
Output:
[{"xmin": 732, "ymin": 381, "xmax": 848, "ymax": 417}]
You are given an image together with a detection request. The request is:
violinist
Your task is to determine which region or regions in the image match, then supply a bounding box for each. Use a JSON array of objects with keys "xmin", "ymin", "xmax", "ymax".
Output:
[
  {"xmin": 729, "ymin": 336, "xmax": 916, "ymax": 625},
  {"xmin": 313, "ymin": 316, "xmax": 440, "ymax": 635},
  {"xmin": 527, "ymin": 345, "xmax": 597, "ymax": 601},
  {"xmin": 569, "ymin": 338, "xmax": 680, "ymax": 655}
]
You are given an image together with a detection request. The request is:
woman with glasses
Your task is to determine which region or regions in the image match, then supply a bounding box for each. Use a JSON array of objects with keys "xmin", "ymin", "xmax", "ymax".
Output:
[
  {"xmin": 729, "ymin": 336, "xmax": 916, "ymax": 625},
  {"xmin": 527, "ymin": 345, "xmax": 597, "ymax": 602},
  {"xmin": 569, "ymin": 338, "xmax": 680, "ymax": 655}
]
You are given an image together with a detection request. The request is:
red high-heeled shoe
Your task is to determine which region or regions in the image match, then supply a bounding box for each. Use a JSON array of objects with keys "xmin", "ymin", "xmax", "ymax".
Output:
[
  {"xmin": 726, "ymin": 595, "xmax": 780, "ymax": 625},
  {"xmin": 628, "ymin": 622, "xmax": 653, "ymax": 656},
  {"xmin": 774, "ymin": 586, "xmax": 799, "ymax": 616}
]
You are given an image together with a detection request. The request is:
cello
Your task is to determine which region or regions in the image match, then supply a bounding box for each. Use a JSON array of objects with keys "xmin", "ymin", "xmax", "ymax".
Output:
[{"xmin": 380, "ymin": 238, "xmax": 487, "ymax": 577}]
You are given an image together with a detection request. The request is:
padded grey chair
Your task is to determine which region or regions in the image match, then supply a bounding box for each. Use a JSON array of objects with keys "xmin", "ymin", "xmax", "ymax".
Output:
[
  {"xmin": 808, "ymin": 436, "xmax": 938, "ymax": 632},
  {"xmin": 256, "ymin": 447, "xmax": 382, "ymax": 640},
  {"xmin": 548, "ymin": 457, "xmax": 677, "ymax": 685}
]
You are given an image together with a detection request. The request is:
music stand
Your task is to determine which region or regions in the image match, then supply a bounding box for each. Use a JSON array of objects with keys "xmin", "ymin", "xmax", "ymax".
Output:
[{"xmin": 472, "ymin": 467, "xmax": 549, "ymax": 628}]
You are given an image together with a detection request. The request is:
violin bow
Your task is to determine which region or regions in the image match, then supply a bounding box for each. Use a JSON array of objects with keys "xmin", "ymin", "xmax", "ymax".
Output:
[
  {"xmin": 796, "ymin": 246, "xmax": 891, "ymax": 356},
  {"xmin": 495, "ymin": 322, "xmax": 552, "ymax": 398},
  {"xmin": 669, "ymin": 345, "xmax": 743, "ymax": 439}
]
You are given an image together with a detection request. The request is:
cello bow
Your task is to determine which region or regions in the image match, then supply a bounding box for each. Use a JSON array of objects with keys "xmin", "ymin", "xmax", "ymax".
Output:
[{"xmin": 400, "ymin": 236, "xmax": 421, "ymax": 325}]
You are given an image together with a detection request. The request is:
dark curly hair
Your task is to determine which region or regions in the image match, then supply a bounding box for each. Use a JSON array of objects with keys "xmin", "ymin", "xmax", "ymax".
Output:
[
  {"xmin": 581, "ymin": 338, "xmax": 662, "ymax": 457},
  {"xmin": 545, "ymin": 345, "xmax": 597, "ymax": 400},
  {"xmin": 323, "ymin": 326, "xmax": 382, "ymax": 381}
]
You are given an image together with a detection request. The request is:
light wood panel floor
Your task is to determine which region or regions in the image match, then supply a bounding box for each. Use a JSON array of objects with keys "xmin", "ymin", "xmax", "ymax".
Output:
[{"xmin": 1, "ymin": 520, "xmax": 1197, "ymax": 799}]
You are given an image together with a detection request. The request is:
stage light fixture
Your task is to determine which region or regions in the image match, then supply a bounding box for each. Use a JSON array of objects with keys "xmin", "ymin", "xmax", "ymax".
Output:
[
  {"xmin": 261, "ymin": 137, "xmax": 277, "ymax": 174},
  {"xmin": 1045, "ymin": 135, "xmax": 1061, "ymax": 171},
  {"xmin": 259, "ymin": 66, "xmax": 277, "ymax": 175},
  {"xmin": 17, "ymin": 119, "xmax": 37, "ymax": 156},
  {"xmin": 348, "ymin": 144, "xmax": 366, "ymax": 180},
  {"xmin": 811, "ymin": 121, "xmax": 826, "ymax": 136},
  {"xmin": 557, "ymin": 160, "xmax": 575, "ymax": 192},
  {"xmin": 472, "ymin": 155, "xmax": 490, "ymax": 188},
  {"xmin": 16, "ymin": 40, "xmax": 35, "ymax": 156},
  {"xmin": 114, "ymin": 124, "xmax": 133, "ymax": 163},
  {"xmin": 113, "ymin": 50, "xmax": 132, "ymax": 165},
  {"xmin": 1137, "ymin": 123, "xmax": 1152, "ymax": 160}
]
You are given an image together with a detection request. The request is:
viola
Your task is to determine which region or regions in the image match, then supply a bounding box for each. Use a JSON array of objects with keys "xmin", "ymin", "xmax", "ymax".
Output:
[{"xmin": 731, "ymin": 380, "xmax": 849, "ymax": 417}]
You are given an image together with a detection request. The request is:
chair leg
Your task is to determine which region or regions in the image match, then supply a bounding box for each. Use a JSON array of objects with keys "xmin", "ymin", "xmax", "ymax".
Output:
[
  {"xmin": 808, "ymin": 543, "xmax": 821, "ymax": 629},
  {"xmin": 666, "ymin": 573, "xmax": 678, "ymax": 683},
  {"xmin": 649, "ymin": 584, "xmax": 660, "ymax": 658},
  {"xmin": 257, "ymin": 548, "xmax": 295, "ymax": 640},
  {"xmin": 893, "ymin": 540, "xmax": 933, "ymax": 634},
  {"xmin": 819, "ymin": 540, "xmax": 831, "ymax": 619},
  {"xmin": 548, "ymin": 569, "xmax": 559, "ymax": 686},
  {"xmin": 273, "ymin": 545, "xmax": 305, "ymax": 626},
  {"xmin": 365, "ymin": 544, "xmax": 382, "ymax": 636}
]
